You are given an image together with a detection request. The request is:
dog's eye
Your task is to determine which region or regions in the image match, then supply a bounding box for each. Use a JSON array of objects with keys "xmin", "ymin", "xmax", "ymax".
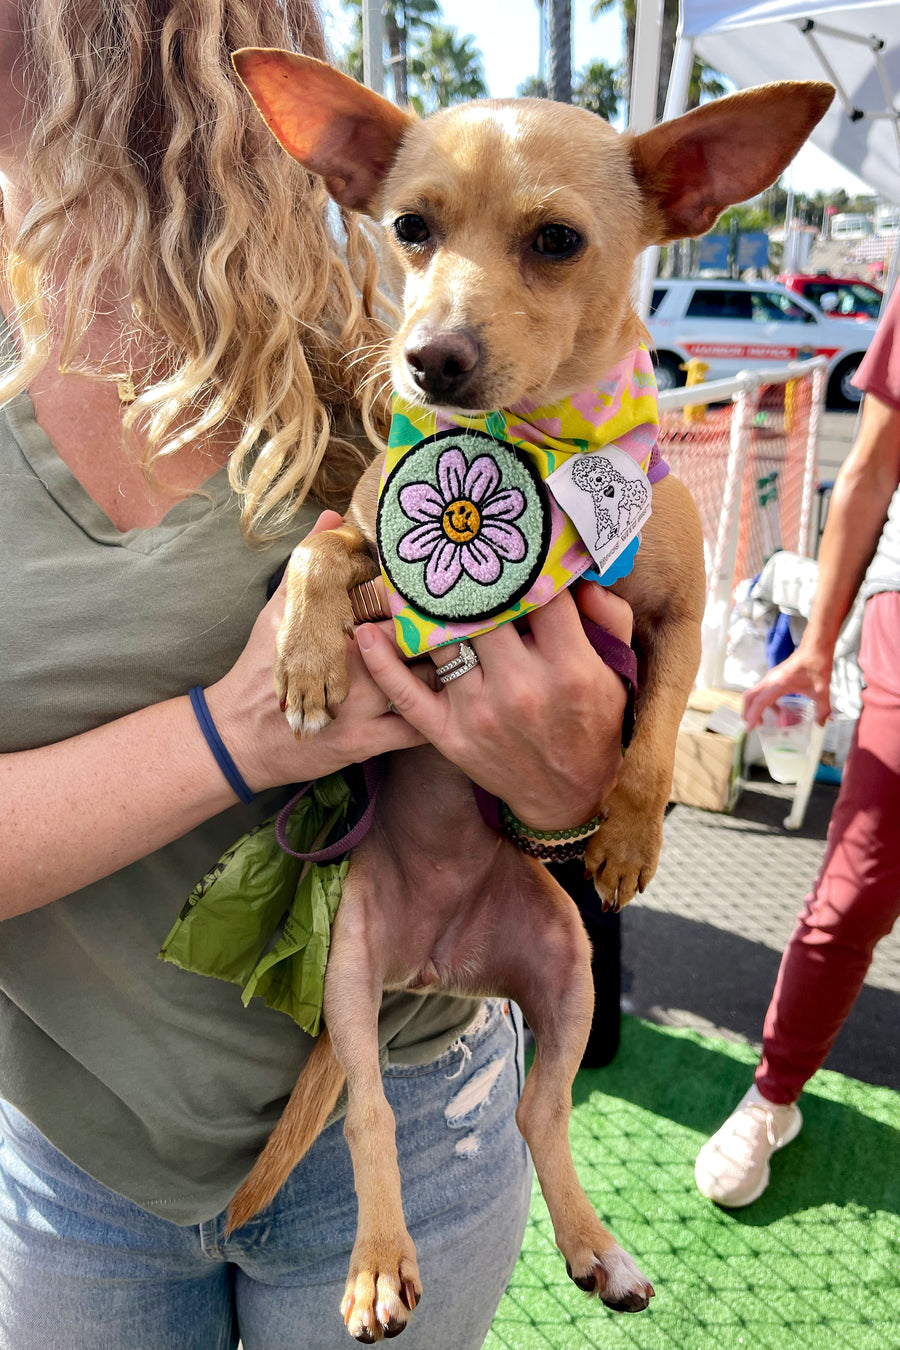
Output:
[
  {"xmin": 532, "ymin": 224, "xmax": 582, "ymax": 258},
  {"xmin": 394, "ymin": 214, "xmax": 431, "ymax": 246}
]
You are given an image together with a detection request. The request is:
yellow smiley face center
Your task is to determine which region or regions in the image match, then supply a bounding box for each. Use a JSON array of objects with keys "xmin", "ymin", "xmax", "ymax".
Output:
[{"xmin": 442, "ymin": 498, "xmax": 481, "ymax": 543}]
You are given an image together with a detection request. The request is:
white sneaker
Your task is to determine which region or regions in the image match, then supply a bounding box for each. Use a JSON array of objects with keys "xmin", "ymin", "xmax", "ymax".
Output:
[{"xmin": 694, "ymin": 1084, "xmax": 802, "ymax": 1208}]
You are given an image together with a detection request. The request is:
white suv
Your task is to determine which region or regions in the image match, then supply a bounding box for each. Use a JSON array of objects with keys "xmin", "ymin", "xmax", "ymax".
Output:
[{"xmin": 647, "ymin": 278, "xmax": 877, "ymax": 409}]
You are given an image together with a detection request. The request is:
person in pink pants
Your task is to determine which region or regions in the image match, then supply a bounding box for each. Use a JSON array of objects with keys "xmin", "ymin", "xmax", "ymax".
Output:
[{"xmin": 696, "ymin": 279, "xmax": 900, "ymax": 1207}]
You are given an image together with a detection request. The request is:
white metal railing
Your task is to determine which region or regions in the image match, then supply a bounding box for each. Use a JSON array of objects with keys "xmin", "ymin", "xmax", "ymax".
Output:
[{"xmin": 658, "ymin": 356, "xmax": 828, "ymax": 689}]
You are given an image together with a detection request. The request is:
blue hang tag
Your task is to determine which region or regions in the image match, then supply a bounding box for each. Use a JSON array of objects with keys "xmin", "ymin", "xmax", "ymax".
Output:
[{"xmin": 583, "ymin": 534, "xmax": 641, "ymax": 586}]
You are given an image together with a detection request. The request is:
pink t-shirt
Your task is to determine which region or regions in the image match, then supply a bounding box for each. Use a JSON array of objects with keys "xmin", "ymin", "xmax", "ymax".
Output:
[
  {"xmin": 853, "ymin": 282, "xmax": 900, "ymax": 410},
  {"xmin": 853, "ymin": 283, "xmax": 900, "ymax": 598}
]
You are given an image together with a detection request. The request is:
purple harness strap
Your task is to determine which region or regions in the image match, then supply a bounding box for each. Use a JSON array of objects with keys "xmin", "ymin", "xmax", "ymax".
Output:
[
  {"xmin": 581, "ymin": 619, "xmax": 638, "ymax": 691},
  {"xmin": 275, "ymin": 621, "xmax": 638, "ymax": 860},
  {"xmin": 647, "ymin": 444, "xmax": 669, "ymax": 485},
  {"xmin": 275, "ymin": 757, "xmax": 384, "ymax": 861}
]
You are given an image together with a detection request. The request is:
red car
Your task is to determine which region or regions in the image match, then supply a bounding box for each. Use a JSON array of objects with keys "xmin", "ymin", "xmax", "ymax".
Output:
[{"xmin": 777, "ymin": 273, "xmax": 883, "ymax": 321}]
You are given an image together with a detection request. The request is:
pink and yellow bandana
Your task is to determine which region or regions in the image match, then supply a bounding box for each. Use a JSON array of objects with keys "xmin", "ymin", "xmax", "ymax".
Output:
[{"xmin": 377, "ymin": 342, "xmax": 665, "ymax": 658}]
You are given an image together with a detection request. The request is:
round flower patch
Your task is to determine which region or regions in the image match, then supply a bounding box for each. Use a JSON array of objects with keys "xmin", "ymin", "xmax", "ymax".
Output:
[{"xmin": 378, "ymin": 428, "xmax": 551, "ymax": 622}]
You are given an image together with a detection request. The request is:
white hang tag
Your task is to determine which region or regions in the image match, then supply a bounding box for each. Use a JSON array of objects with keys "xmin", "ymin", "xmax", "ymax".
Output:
[{"xmin": 546, "ymin": 443, "xmax": 653, "ymax": 575}]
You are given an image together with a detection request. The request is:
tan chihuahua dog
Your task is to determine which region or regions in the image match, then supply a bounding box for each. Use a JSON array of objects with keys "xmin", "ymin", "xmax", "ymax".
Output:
[{"xmin": 228, "ymin": 52, "xmax": 833, "ymax": 1342}]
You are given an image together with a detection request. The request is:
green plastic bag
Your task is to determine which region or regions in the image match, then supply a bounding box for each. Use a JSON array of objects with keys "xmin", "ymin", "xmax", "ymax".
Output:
[{"xmin": 159, "ymin": 774, "xmax": 352, "ymax": 1035}]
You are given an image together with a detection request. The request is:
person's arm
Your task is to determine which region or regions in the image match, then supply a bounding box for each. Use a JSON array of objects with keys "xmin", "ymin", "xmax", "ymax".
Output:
[
  {"xmin": 356, "ymin": 580, "xmax": 634, "ymax": 832},
  {"xmin": 743, "ymin": 392, "xmax": 900, "ymax": 727},
  {"xmin": 0, "ymin": 516, "xmax": 426, "ymax": 920}
]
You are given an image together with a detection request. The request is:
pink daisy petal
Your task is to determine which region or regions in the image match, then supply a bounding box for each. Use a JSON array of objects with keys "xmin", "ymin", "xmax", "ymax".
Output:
[
  {"xmin": 426, "ymin": 539, "xmax": 463, "ymax": 597},
  {"xmin": 397, "ymin": 521, "xmax": 444, "ymax": 562},
  {"xmin": 437, "ymin": 448, "xmax": 467, "ymax": 503},
  {"xmin": 460, "ymin": 538, "xmax": 502, "ymax": 584},
  {"xmin": 464, "ymin": 455, "xmax": 500, "ymax": 504},
  {"xmin": 480, "ymin": 520, "xmax": 527, "ymax": 562},
  {"xmin": 399, "ymin": 482, "xmax": 445, "ymax": 522},
  {"xmin": 481, "ymin": 487, "xmax": 526, "ymax": 521}
]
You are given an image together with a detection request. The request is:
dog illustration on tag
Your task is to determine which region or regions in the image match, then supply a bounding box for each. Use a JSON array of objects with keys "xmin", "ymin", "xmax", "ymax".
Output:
[
  {"xmin": 571, "ymin": 454, "xmax": 649, "ymax": 554},
  {"xmin": 546, "ymin": 442, "xmax": 653, "ymax": 577}
]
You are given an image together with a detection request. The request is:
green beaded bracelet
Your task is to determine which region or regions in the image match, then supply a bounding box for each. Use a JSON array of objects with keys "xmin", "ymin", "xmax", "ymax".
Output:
[{"xmin": 499, "ymin": 801, "xmax": 600, "ymax": 857}]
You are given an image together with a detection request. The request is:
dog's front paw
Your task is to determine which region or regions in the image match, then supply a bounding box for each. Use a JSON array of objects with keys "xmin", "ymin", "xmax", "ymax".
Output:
[
  {"xmin": 567, "ymin": 1245, "xmax": 655, "ymax": 1313},
  {"xmin": 341, "ymin": 1239, "xmax": 422, "ymax": 1342},
  {"xmin": 585, "ymin": 782, "xmax": 664, "ymax": 911},
  {"xmin": 274, "ymin": 602, "xmax": 354, "ymax": 737}
]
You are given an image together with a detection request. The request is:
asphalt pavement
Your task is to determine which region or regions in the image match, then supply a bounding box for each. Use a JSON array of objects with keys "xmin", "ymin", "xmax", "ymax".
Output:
[{"xmin": 623, "ymin": 770, "xmax": 900, "ymax": 1093}]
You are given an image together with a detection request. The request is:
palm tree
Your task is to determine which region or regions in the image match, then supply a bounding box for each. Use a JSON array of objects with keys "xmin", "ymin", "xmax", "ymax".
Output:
[
  {"xmin": 590, "ymin": 0, "xmax": 724, "ymax": 120},
  {"xmin": 518, "ymin": 59, "xmax": 619, "ymax": 122},
  {"xmin": 545, "ymin": 0, "xmax": 572, "ymax": 103},
  {"xmin": 517, "ymin": 74, "xmax": 549, "ymax": 98},
  {"xmin": 342, "ymin": 0, "xmax": 442, "ymax": 104},
  {"xmin": 573, "ymin": 59, "xmax": 620, "ymax": 120},
  {"xmin": 408, "ymin": 25, "xmax": 488, "ymax": 113},
  {"xmin": 688, "ymin": 60, "xmax": 727, "ymax": 109}
]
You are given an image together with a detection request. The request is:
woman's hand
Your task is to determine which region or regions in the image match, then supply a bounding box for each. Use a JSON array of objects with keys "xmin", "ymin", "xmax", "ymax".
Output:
[
  {"xmin": 742, "ymin": 638, "xmax": 834, "ymax": 729},
  {"xmin": 743, "ymin": 393, "xmax": 900, "ymax": 732},
  {"xmin": 0, "ymin": 551, "xmax": 627, "ymax": 915},
  {"xmin": 206, "ymin": 513, "xmax": 426, "ymax": 790},
  {"xmin": 2, "ymin": 514, "xmax": 429, "ymax": 916},
  {"xmin": 355, "ymin": 579, "xmax": 633, "ymax": 831}
]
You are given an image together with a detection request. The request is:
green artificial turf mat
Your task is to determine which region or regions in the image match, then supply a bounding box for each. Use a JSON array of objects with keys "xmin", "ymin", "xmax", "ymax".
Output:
[{"xmin": 486, "ymin": 1016, "xmax": 900, "ymax": 1350}]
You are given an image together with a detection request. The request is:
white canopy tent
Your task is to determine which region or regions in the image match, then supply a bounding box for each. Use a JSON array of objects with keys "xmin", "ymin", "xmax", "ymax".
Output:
[
  {"xmin": 632, "ymin": 2, "xmax": 900, "ymax": 697},
  {"xmin": 669, "ymin": 0, "xmax": 900, "ymax": 204},
  {"xmin": 635, "ymin": 0, "xmax": 900, "ymax": 312}
]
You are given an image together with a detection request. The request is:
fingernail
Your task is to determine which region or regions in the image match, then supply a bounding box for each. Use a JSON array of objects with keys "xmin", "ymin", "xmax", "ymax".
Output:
[{"xmin": 356, "ymin": 625, "xmax": 375, "ymax": 650}]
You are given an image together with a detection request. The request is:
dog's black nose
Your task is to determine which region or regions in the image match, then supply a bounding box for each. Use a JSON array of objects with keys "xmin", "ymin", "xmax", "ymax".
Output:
[{"xmin": 404, "ymin": 330, "xmax": 481, "ymax": 404}]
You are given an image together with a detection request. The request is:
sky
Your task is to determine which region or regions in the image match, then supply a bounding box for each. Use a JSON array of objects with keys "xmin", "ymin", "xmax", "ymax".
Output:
[{"xmin": 319, "ymin": 0, "xmax": 874, "ymax": 199}]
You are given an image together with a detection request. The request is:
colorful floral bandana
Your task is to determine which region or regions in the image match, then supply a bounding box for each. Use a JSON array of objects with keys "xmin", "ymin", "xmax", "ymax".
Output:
[{"xmin": 377, "ymin": 343, "xmax": 666, "ymax": 657}]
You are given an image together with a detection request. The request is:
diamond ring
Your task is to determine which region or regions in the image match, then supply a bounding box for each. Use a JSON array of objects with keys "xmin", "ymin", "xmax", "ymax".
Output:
[{"xmin": 436, "ymin": 642, "xmax": 480, "ymax": 684}]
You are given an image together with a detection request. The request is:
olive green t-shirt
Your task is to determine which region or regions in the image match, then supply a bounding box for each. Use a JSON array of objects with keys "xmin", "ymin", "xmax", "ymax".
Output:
[{"xmin": 0, "ymin": 382, "xmax": 477, "ymax": 1224}]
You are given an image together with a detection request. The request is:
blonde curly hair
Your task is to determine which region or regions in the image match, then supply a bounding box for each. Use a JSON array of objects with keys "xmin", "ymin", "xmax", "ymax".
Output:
[{"xmin": 0, "ymin": 0, "xmax": 394, "ymax": 541}]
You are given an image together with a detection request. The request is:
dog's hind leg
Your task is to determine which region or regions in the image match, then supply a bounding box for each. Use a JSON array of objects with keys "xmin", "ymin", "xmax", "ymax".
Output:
[
  {"xmin": 322, "ymin": 871, "xmax": 422, "ymax": 1342},
  {"xmin": 506, "ymin": 869, "xmax": 654, "ymax": 1313}
]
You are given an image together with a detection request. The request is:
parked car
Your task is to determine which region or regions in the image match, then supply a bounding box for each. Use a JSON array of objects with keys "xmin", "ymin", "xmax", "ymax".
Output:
[
  {"xmin": 777, "ymin": 272, "xmax": 883, "ymax": 321},
  {"xmin": 647, "ymin": 278, "xmax": 877, "ymax": 409}
]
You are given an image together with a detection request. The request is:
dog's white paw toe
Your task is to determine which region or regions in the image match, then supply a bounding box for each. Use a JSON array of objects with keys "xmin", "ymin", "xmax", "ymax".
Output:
[
  {"xmin": 284, "ymin": 705, "xmax": 331, "ymax": 737},
  {"xmin": 568, "ymin": 1245, "xmax": 654, "ymax": 1312},
  {"xmin": 342, "ymin": 1267, "xmax": 420, "ymax": 1343}
]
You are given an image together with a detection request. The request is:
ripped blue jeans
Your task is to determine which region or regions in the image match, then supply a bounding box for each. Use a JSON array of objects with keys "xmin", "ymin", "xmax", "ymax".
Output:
[{"xmin": 0, "ymin": 999, "xmax": 531, "ymax": 1350}]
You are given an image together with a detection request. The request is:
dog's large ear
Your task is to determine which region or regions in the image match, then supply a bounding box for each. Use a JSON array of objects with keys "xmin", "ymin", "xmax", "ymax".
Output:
[
  {"xmin": 232, "ymin": 48, "xmax": 414, "ymax": 213},
  {"xmin": 628, "ymin": 81, "xmax": 834, "ymax": 243}
]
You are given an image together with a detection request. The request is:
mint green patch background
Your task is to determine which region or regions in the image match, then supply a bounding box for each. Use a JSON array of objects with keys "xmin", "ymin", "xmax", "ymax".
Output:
[{"xmin": 378, "ymin": 429, "xmax": 549, "ymax": 622}]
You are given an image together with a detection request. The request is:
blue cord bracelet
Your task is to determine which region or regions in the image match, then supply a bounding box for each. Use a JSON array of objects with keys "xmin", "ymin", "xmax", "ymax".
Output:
[{"xmin": 189, "ymin": 686, "xmax": 255, "ymax": 805}]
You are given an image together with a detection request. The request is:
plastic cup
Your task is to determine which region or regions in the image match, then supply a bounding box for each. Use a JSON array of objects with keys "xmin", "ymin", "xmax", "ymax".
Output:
[{"xmin": 757, "ymin": 694, "xmax": 817, "ymax": 784}]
